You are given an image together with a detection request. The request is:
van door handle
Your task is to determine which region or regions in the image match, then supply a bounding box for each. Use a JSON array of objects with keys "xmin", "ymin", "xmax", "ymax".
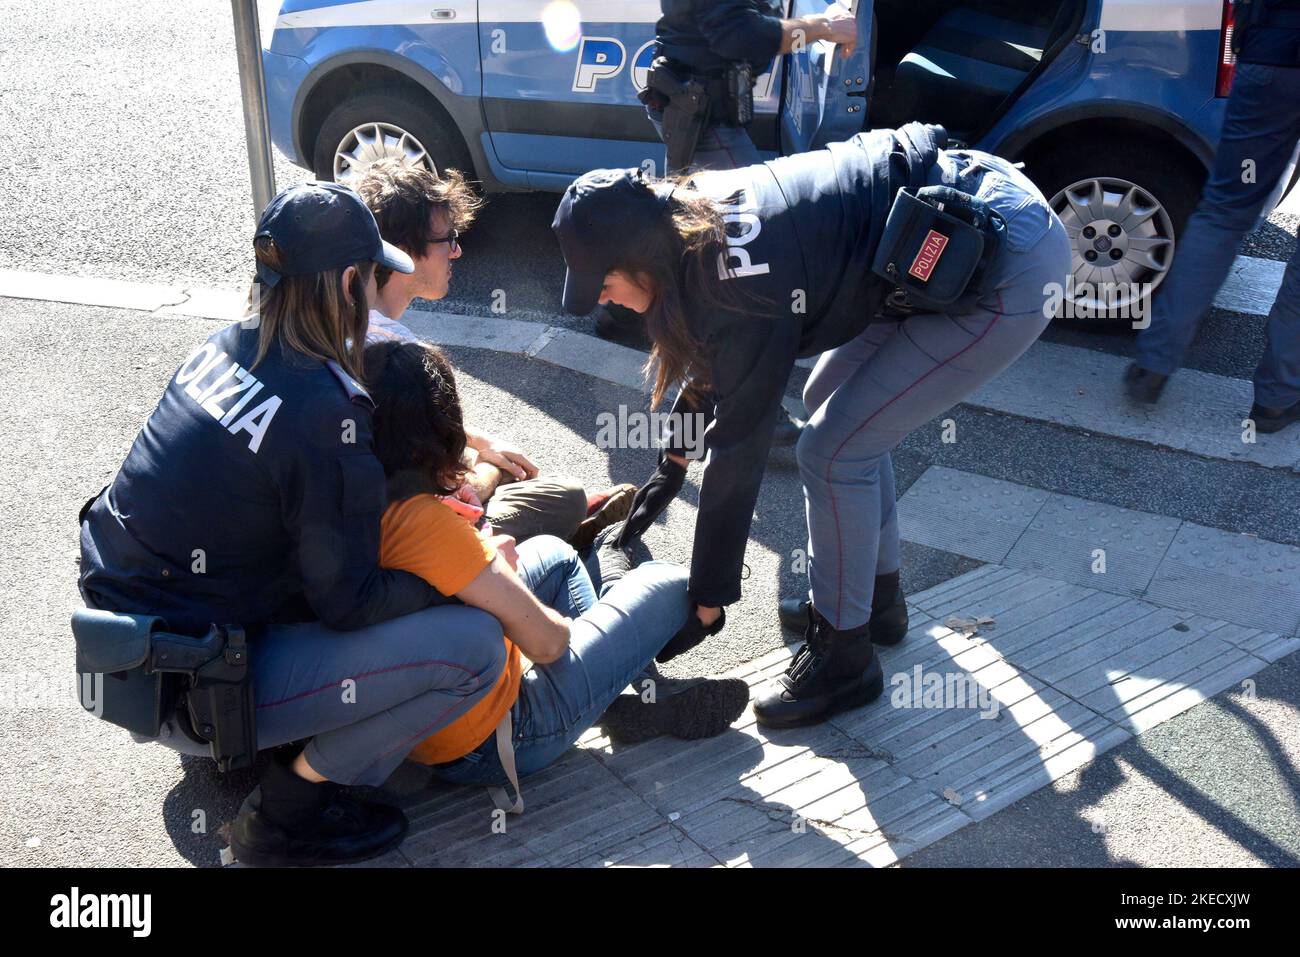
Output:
[{"xmin": 431, "ymin": 9, "xmax": 456, "ymax": 19}]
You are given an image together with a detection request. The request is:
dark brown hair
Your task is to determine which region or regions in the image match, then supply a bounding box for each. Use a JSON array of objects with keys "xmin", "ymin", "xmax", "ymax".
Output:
[
  {"xmin": 363, "ymin": 339, "xmax": 469, "ymax": 501},
  {"xmin": 244, "ymin": 239, "xmax": 374, "ymax": 383},
  {"xmin": 615, "ymin": 177, "xmax": 767, "ymax": 409},
  {"xmin": 354, "ymin": 160, "xmax": 484, "ymax": 289}
]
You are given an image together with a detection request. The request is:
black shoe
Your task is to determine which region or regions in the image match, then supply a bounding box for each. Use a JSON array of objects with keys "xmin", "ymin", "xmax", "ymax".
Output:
[
  {"xmin": 583, "ymin": 519, "xmax": 635, "ymax": 591},
  {"xmin": 231, "ymin": 760, "xmax": 409, "ymax": 867},
  {"xmin": 1250, "ymin": 399, "xmax": 1300, "ymax": 434},
  {"xmin": 771, "ymin": 408, "xmax": 805, "ymax": 448},
  {"xmin": 778, "ymin": 588, "xmax": 909, "ymax": 646},
  {"xmin": 598, "ymin": 677, "xmax": 750, "ymax": 745},
  {"xmin": 1124, "ymin": 362, "xmax": 1169, "ymax": 404},
  {"xmin": 753, "ymin": 607, "xmax": 884, "ymax": 729}
]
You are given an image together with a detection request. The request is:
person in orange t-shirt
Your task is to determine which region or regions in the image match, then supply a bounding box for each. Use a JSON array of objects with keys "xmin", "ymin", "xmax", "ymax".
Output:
[{"xmin": 363, "ymin": 340, "xmax": 750, "ymax": 803}]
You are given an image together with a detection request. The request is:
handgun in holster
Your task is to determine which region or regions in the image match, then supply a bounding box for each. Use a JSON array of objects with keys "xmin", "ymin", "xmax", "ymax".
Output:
[
  {"xmin": 72, "ymin": 609, "xmax": 258, "ymax": 772},
  {"xmin": 642, "ymin": 57, "xmax": 712, "ymax": 174},
  {"xmin": 871, "ymin": 185, "xmax": 1007, "ymax": 316}
]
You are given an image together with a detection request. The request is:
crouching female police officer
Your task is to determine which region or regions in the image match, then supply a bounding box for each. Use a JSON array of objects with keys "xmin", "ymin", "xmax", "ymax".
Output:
[
  {"xmin": 553, "ymin": 122, "xmax": 1070, "ymax": 728},
  {"xmin": 78, "ymin": 183, "xmax": 507, "ymax": 866}
]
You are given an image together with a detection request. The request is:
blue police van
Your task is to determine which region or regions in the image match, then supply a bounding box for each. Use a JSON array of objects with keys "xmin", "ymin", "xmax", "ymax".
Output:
[{"xmin": 261, "ymin": 0, "xmax": 1298, "ymax": 320}]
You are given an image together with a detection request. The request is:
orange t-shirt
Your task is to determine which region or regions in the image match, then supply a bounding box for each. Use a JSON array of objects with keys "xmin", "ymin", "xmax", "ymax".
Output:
[{"xmin": 379, "ymin": 494, "xmax": 523, "ymax": 765}]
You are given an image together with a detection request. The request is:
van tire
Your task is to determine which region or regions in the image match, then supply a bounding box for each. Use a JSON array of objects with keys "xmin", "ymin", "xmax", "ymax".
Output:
[{"xmin": 311, "ymin": 88, "xmax": 475, "ymax": 184}]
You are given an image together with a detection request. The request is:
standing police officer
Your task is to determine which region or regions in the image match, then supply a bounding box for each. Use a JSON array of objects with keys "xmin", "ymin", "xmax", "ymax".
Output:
[
  {"xmin": 642, "ymin": 0, "xmax": 859, "ymax": 174},
  {"xmin": 554, "ymin": 123, "xmax": 1070, "ymax": 727},
  {"xmin": 1126, "ymin": 0, "xmax": 1300, "ymax": 433},
  {"xmin": 606, "ymin": 1, "xmax": 862, "ymax": 543},
  {"xmin": 596, "ymin": 2, "xmax": 860, "ymax": 341}
]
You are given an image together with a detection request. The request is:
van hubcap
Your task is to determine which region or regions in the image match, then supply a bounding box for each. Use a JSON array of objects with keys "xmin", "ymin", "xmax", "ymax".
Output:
[
  {"xmin": 333, "ymin": 122, "xmax": 433, "ymax": 184},
  {"xmin": 1050, "ymin": 176, "xmax": 1175, "ymax": 317}
]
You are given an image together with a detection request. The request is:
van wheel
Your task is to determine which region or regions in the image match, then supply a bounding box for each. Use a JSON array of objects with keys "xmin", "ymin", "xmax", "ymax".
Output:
[
  {"xmin": 1031, "ymin": 142, "xmax": 1202, "ymax": 331},
  {"xmin": 312, "ymin": 89, "xmax": 474, "ymax": 185}
]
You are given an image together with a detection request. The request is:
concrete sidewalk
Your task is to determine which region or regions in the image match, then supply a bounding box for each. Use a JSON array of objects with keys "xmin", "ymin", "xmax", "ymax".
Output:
[{"xmin": 3, "ymin": 296, "xmax": 1298, "ymax": 868}]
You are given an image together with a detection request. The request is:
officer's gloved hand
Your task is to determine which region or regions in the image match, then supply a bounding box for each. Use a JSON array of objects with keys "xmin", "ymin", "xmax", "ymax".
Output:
[
  {"xmin": 615, "ymin": 453, "xmax": 687, "ymax": 548},
  {"xmin": 656, "ymin": 607, "xmax": 726, "ymax": 664}
]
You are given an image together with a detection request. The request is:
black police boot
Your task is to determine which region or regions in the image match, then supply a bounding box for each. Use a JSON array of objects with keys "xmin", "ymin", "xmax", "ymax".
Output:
[
  {"xmin": 1123, "ymin": 362, "xmax": 1169, "ymax": 404},
  {"xmin": 753, "ymin": 606, "xmax": 884, "ymax": 730},
  {"xmin": 231, "ymin": 755, "xmax": 409, "ymax": 867},
  {"xmin": 1250, "ymin": 399, "xmax": 1300, "ymax": 434},
  {"xmin": 778, "ymin": 572, "xmax": 909, "ymax": 647}
]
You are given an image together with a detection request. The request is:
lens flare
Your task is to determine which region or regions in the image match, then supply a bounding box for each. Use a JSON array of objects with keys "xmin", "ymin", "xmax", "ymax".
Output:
[{"xmin": 542, "ymin": 1, "xmax": 582, "ymax": 52}]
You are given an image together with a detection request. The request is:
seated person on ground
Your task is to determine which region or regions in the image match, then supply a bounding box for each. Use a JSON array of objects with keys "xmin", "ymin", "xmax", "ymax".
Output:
[
  {"xmin": 355, "ymin": 159, "xmax": 632, "ymax": 549},
  {"xmin": 362, "ymin": 339, "xmax": 751, "ymax": 799}
]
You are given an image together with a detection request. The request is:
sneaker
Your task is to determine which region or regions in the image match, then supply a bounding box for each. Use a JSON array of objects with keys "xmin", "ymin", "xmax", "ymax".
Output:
[
  {"xmin": 598, "ymin": 677, "xmax": 750, "ymax": 745},
  {"xmin": 570, "ymin": 484, "xmax": 637, "ymax": 551},
  {"xmin": 586, "ymin": 520, "xmax": 635, "ymax": 591},
  {"xmin": 1124, "ymin": 362, "xmax": 1169, "ymax": 404},
  {"xmin": 1250, "ymin": 399, "xmax": 1300, "ymax": 434}
]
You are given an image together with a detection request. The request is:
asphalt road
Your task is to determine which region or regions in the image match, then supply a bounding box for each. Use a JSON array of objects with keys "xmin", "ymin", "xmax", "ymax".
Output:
[{"xmin": 3, "ymin": 1, "xmax": 1299, "ymax": 869}]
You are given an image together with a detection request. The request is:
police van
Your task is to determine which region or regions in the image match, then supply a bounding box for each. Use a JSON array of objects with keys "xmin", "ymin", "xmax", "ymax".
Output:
[{"xmin": 261, "ymin": 0, "xmax": 1299, "ymax": 321}]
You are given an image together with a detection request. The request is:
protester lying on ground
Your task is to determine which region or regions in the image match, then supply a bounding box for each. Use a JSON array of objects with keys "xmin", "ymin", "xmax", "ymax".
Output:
[
  {"xmin": 355, "ymin": 158, "xmax": 633, "ymax": 548},
  {"xmin": 362, "ymin": 339, "xmax": 750, "ymax": 806},
  {"xmin": 77, "ymin": 183, "xmax": 509, "ymax": 868}
]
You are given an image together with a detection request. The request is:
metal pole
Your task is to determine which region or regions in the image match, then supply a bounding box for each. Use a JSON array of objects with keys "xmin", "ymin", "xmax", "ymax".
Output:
[{"xmin": 231, "ymin": 0, "xmax": 276, "ymax": 218}]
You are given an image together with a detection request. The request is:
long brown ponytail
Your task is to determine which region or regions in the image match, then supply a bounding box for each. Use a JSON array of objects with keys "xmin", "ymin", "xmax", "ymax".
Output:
[
  {"xmin": 244, "ymin": 238, "xmax": 375, "ymax": 384},
  {"xmin": 617, "ymin": 177, "xmax": 771, "ymax": 409}
]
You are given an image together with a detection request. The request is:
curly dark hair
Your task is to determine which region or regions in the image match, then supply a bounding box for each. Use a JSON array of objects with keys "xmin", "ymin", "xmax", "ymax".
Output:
[
  {"xmin": 363, "ymin": 339, "xmax": 469, "ymax": 501},
  {"xmin": 355, "ymin": 160, "xmax": 484, "ymax": 290}
]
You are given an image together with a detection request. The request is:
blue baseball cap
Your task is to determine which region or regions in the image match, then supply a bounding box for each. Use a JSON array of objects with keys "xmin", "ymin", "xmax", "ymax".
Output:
[
  {"xmin": 552, "ymin": 168, "xmax": 668, "ymax": 315},
  {"xmin": 254, "ymin": 181, "xmax": 414, "ymax": 288}
]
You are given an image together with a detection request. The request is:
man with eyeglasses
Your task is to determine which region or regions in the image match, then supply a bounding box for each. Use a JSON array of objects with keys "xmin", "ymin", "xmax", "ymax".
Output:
[{"xmin": 355, "ymin": 160, "xmax": 637, "ymax": 549}]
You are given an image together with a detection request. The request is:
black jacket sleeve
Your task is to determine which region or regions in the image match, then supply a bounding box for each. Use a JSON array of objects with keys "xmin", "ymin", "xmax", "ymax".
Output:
[
  {"xmin": 688, "ymin": 316, "xmax": 798, "ymax": 607},
  {"xmin": 693, "ymin": 0, "xmax": 784, "ymax": 64},
  {"xmin": 277, "ymin": 398, "xmax": 441, "ymax": 631}
]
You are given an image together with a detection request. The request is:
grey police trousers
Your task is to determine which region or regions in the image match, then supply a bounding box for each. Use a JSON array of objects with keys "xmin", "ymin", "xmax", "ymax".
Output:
[{"xmin": 797, "ymin": 150, "xmax": 1072, "ymax": 629}]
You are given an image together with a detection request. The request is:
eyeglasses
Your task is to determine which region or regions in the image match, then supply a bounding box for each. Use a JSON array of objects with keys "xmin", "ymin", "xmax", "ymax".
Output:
[{"xmin": 426, "ymin": 228, "xmax": 460, "ymax": 253}]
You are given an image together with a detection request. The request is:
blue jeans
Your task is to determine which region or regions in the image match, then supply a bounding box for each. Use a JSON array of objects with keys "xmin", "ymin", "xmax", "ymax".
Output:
[
  {"xmin": 253, "ymin": 605, "xmax": 507, "ymax": 787},
  {"xmin": 796, "ymin": 150, "xmax": 1071, "ymax": 629},
  {"xmin": 646, "ymin": 107, "xmax": 762, "ymax": 171},
  {"xmin": 1135, "ymin": 63, "xmax": 1300, "ymax": 408},
  {"xmin": 427, "ymin": 537, "xmax": 691, "ymax": 786}
]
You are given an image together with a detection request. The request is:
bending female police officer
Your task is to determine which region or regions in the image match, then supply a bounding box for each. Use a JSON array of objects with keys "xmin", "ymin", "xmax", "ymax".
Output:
[
  {"xmin": 78, "ymin": 183, "xmax": 506, "ymax": 867},
  {"xmin": 553, "ymin": 123, "xmax": 1070, "ymax": 728}
]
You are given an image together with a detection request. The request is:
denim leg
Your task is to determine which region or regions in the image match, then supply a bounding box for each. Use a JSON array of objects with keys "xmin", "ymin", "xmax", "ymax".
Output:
[
  {"xmin": 1253, "ymin": 239, "xmax": 1300, "ymax": 408},
  {"xmin": 1136, "ymin": 63, "xmax": 1300, "ymax": 376},
  {"xmin": 426, "ymin": 562, "xmax": 691, "ymax": 787},
  {"xmin": 253, "ymin": 605, "xmax": 507, "ymax": 787},
  {"xmin": 513, "ymin": 535, "xmax": 597, "ymax": 619}
]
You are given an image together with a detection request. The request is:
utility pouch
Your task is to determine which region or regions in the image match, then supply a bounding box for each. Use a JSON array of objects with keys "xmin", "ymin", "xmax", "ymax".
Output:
[
  {"xmin": 871, "ymin": 185, "xmax": 1006, "ymax": 313},
  {"xmin": 72, "ymin": 609, "xmax": 257, "ymax": 772}
]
